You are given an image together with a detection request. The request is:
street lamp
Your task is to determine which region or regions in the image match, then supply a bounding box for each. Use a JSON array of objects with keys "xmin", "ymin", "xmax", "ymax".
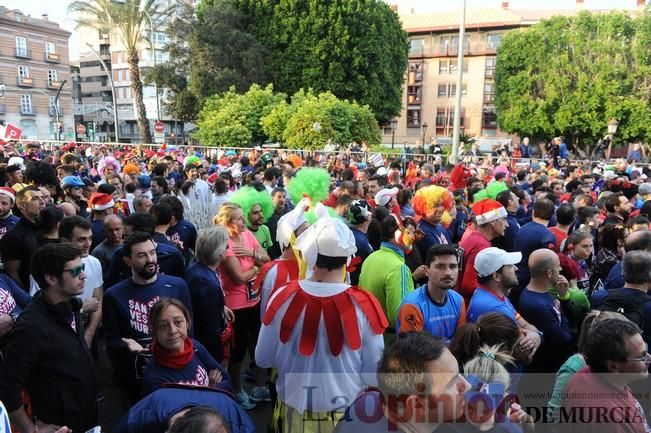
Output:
[
  {"xmin": 608, "ymin": 118, "xmax": 619, "ymax": 135},
  {"xmin": 143, "ymin": 10, "xmax": 161, "ymax": 122},
  {"xmin": 54, "ymin": 79, "xmax": 67, "ymax": 141},
  {"xmin": 390, "ymin": 118, "xmax": 398, "ymax": 149},
  {"xmin": 85, "ymin": 42, "xmax": 119, "ymax": 142},
  {"xmin": 422, "ymin": 122, "xmax": 428, "ymax": 146}
]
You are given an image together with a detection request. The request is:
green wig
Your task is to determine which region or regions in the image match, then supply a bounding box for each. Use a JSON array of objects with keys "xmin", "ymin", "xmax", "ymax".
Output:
[
  {"xmin": 229, "ymin": 186, "xmax": 274, "ymax": 226},
  {"xmin": 286, "ymin": 167, "xmax": 330, "ymax": 206},
  {"xmin": 473, "ymin": 181, "xmax": 508, "ymax": 203}
]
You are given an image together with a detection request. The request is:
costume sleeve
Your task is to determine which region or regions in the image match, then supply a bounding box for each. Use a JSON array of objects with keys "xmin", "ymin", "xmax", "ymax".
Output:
[
  {"xmin": 0, "ymin": 320, "xmax": 46, "ymax": 411},
  {"xmin": 384, "ymin": 264, "xmax": 414, "ymax": 328},
  {"xmin": 397, "ymin": 303, "xmax": 424, "ymax": 333}
]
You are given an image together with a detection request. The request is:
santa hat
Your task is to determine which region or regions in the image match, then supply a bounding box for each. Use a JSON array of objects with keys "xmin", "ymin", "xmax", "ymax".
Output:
[
  {"xmin": 88, "ymin": 192, "xmax": 115, "ymax": 211},
  {"xmin": 473, "ymin": 199, "xmax": 507, "ymax": 226},
  {"xmin": 0, "ymin": 187, "xmax": 16, "ymax": 203},
  {"xmin": 450, "ymin": 164, "xmax": 472, "ymax": 190}
]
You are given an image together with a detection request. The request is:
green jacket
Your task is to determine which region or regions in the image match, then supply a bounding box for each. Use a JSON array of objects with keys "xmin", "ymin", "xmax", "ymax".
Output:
[{"xmin": 358, "ymin": 242, "xmax": 414, "ymax": 328}]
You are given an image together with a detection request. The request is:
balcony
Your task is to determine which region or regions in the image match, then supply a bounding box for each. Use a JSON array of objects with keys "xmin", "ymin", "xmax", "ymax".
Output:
[
  {"xmin": 17, "ymin": 76, "xmax": 33, "ymax": 87},
  {"xmin": 0, "ymin": 104, "xmax": 6, "ymax": 114},
  {"xmin": 408, "ymin": 43, "xmax": 499, "ymax": 59},
  {"xmin": 14, "ymin": 48, "xmax": 32, "ymax": 59},
  {"xmin": 45, "ymin": 52, "xmax": 60, "ymax": 63},
  {"xmin": 48, "ymin": 80, "xmax": 63, "ymax": 89},
  {"xmin": 20, "ymin": 107, "xmax": 35, "ymax": 116}
]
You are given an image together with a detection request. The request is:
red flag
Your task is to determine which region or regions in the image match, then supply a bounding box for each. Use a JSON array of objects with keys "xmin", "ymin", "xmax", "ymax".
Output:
[{"xmin": 4, "ymin": 124, "xmax": 22, "ymax": 140}]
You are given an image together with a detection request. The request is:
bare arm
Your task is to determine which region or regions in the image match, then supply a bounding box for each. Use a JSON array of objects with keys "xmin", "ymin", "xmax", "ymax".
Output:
[
  {"xmin": 222, "ymin": 256, "xmax": 257, "ymax": 285},
  {"xmin": 84, "ymin": 286, "xmax": 104, "ymax": 346}
]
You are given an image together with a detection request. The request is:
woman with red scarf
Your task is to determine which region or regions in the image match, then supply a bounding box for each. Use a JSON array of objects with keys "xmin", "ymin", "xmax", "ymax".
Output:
[{"xmin": 140, "ymin": 299, "xmax": 231, "ymax": 398}]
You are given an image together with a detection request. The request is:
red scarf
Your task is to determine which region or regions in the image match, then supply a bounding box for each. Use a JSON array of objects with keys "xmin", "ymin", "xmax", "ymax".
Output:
[{"xmin": 152, "ymin": 337, "xmax": 194, "ymax": 369}]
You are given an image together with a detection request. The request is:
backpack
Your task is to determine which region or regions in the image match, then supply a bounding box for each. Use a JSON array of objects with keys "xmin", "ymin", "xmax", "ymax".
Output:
[{"xmin": 595, "ymin": 289, "xmax": 651, "ymax": 328}]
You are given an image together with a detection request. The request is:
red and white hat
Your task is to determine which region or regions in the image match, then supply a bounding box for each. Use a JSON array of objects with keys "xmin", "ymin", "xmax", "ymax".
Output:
[
  {"xmin": 472, "ymin": 199, "xmax": 507, "ymax": 225},
  {"xmin": 0, "ymin": 187, "xmax": 15, "ymax": 203},
  {"xmin": 89, "ymin": 192, "xmax": 115, "ymax": 211}
]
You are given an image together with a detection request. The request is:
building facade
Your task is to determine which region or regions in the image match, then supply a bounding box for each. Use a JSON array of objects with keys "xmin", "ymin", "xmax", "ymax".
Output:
[
  {"xmin": 0, "ymin": 7, "xmax": 73, "ymax": 140},
  {"xmin": 387, "ymin": 1, "xmax": 645, "ymax": 147}
]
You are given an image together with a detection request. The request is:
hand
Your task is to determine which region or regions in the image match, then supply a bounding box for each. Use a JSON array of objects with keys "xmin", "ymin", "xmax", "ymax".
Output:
[
  {"xmin": 35, "ymin": 421, "xmax": 71, "ymax": 433},
  {"xmin": 508, "ymin": 402, "xmax": 534, "ymax": 425},
  {"xmin": 0, "ymin": 314, "xmax": 14, "ymax": 337},
  {"xmin": 556, "ymin": 275, "xmax": 570, "ymax": 298},
  {"xmin": 83, "ymin": 297, "xmax": 100, "ymax": 313},
  {"xmin": 232, "ymin": 245, "xmax": 252, "ymax": 257},
  {"xmin": 412, "ymin": 265, "xmax": 428, "ymax": 281},
  {"xmin": 518, "ymin": 331, "xmax": 541, "ymax": 355},
  {"xmin": 209, "ymin": 369, "xmax": 223, "ymax": 386},
  {"xmin": 122, "ymin": 338, "xmax": 146, "ymax": 353},
  {"xmin": 224, "ymin": 306, "xmax": 235, "ymax": 323}
]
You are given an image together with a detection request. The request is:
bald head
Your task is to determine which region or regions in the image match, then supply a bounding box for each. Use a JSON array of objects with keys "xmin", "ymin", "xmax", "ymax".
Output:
[
  {"xmin": 529, "ymin": 249, "xmax": 559, "ymax": 280},
  {"xmin": 58, "ymin": 201, "xmax": 77, "ymax": 217},
  {"xmin": 625, "ymin": 229, "xmax": 651, "ymax": 252}
]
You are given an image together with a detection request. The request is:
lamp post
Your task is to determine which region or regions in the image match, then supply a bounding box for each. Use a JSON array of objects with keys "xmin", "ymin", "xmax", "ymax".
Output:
[
  {"xmin": 606, "ymin": 118, "xmax": 618, "ymax": 161},
  {"xmin": 85, "ymin": 42, "xmax": 119, "ymax": 142},
  {"xmin": 450, "ymin": 0, "xmax": 467, "ymax": 164},
  {"xmin": 390, "ymin": 118, "xmax": 398, "ymax": 149},
  {"xmin": 143, "ymin": 10, "xmax": 161, "ymax": 123},
  {"xmin": 422, "ymin": 122, "xmax": 428, "ymax": 146}
]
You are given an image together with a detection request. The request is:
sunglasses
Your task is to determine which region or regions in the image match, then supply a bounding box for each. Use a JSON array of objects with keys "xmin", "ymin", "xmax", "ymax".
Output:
[{"xmin": 63, "ymin": 263, "xmax": 85, "ymax": 278}]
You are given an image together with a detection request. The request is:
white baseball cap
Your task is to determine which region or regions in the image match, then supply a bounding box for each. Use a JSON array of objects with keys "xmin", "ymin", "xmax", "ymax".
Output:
[
  {"xmin": 375, "ymin": 187, "xmax": 399, "ymax": 207},
  {"xmin": 474, "ymin": 247, "xmax": 522, "ymax": 278}
]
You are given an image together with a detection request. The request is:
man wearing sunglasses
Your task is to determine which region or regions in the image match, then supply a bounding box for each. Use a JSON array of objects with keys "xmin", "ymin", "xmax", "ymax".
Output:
[{"xmin": 0, "ymin": 243, "xmax": 97, "ymax": 433}]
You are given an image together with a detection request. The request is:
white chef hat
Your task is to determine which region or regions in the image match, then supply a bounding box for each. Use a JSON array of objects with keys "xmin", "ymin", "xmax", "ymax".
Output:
[{"xmin": 295, "ymin": 217, "xmax": 357, "ymax": 273}]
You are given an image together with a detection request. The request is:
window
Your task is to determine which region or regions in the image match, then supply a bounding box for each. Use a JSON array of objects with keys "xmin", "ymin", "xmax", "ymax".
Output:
[
  {"xmin": 449, "ymin": 59, "xmax": 469, "ymax": 73},
  {"xmin": 485, "ymin": 57, "xmax": 496, "ymax": 78},
  {"xmin": 49, "ymin": 96, "xmax": 59, "ymax": 115},
  {"xmin": 409, "ymin": 62, "xmax": 423, "ymax": 82},
  {"xmin": 449, "ymin": 84, "xmax": 467, "ymax": 97},
  {"xmin": 48, "ymin": 69, "xmax": 58, "ymax": 84},
  {"xmin": 483, "ymin": 108, "xmax": 497, "ymax": 128},
  {"xmin": 436, "ymin": 109, "xmax": 446, "ymax": 127},
  {"xmin": 45, "ymin": 42, "xmax": 56, "ymax": 55},
  {"xmin": 15, "ymin": 36, "xmax": 27, "ymax": 55},
  {"xmin": 441, "ymin": 35, "xmax": 469, "ymax": 54},
  {"xmin": 407, "ymin": 86, "xmax": 422, "ymax": 104},
  {"xmin": 484, "ymin": 83, "xmax": 494, "ymax": 103},
  {"xmin": 21, "ymin": 94, "xmax": 32, "ymax": 114},
  {"xmin": 18, "ymin": 66, "xmax": 29, "ymax": 78},
  {"xmin": 407, "ymin": 108, "xmax": 421, "ymax": 127},
  {"xmin": 153, "ymin": 32, "xmax": 167, "ymax": 45},
  {"xmin": 409, "ymin": 38, "xmax": 424, "ymax": 56},
  {"xmin": 438, "ymin": 84, "xmax": 447, "ymax": 97},
  {"xmin": 439, "ymin": 60, "xmax": 448, "ymax": 75},
  {"xmin": 487, "ymin": 33, "xmax": 502, "ymax": 50}
]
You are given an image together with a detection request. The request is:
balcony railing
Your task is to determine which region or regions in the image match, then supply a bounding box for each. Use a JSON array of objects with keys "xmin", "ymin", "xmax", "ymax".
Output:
[
  {"xmin": 45, "ymin": 52, "xmax": 60, "ymax": 63},
  {"xmin": 14, "ymin": 48, "xmax": 32, "ymax": 59},
  {"xmin": 408, "ymin": 43, "xmax": 498, "ymax": 59},
  {"xmin": 17, "ymin": 76, "xmax": 33, "ymax": 87},
  {"xmin": 20, "ymin": 107, "xmax": 35, "ymax": 115},
  {"xmin": 48, "ymin": 80, "xmax": 63, "ymax": 89}
]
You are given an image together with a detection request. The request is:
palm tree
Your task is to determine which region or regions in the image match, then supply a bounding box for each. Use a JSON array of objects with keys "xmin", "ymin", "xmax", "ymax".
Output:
[{"xmin": 69, "ymin": 0, "xmax": 167, "ymax": 143}]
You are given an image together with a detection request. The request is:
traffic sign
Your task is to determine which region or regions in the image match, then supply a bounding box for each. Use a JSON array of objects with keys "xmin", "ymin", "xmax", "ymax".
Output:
[
  {"xmin": 76, "ymin": 124, "xmax": 86, "ymax": 135},
  {"xmin": 154, "ymin": 121, "xmax": 164, "ymax": 133}
]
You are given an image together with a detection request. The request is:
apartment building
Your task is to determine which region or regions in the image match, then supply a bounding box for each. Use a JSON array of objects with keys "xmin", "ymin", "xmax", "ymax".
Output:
[
  {"xmin": 387, "ymin": 1, "xmax": 646, "ymax": 147},
  {"xmin": 0, "ymin": 7, "xmax": 72, "ymax": 140}
]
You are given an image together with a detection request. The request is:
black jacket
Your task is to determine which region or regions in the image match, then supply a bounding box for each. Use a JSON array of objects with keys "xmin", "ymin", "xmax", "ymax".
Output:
[{"xmin": 0, "ymin": 292, "xmax": 97, "ymax": 432}]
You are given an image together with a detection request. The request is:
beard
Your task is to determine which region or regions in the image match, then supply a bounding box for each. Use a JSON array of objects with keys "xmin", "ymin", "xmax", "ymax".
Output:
[{"xmin": 136, "ymin": 262, "xmax": 157, "ymax": 280}]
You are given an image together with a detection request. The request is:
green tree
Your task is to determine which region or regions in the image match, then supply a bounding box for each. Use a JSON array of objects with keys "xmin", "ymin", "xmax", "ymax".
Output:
[
  {"xmin": 233, "ymin": 0, "xmax": 408, "ymax": 124},
  {"xmin": 69, "ymin": 0, "xmax": 169, "ymax": 143},
  {"xmin": 195, "ymin": 84, "xmax": 285, "ymax": 147},
  {"xmin": 495, "ymin": 11, "xmax": 651, "ymax": 154},
  {"xmin": 262, "ymin": 90, "xmax": 381, "ymax": 150}
]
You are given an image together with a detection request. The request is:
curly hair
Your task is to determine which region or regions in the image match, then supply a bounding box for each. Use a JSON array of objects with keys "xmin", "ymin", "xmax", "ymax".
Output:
[
  {"xmin": 24, "ymin": 161, "xmax": 58, "ymax": 187},
  {"xmin": 229, "ymin": 185, "xmax": 274, "ymax": 225},
  {"xmin": 97, "ymin": 156, "xmax": 121, "ymax": 176},
  {"xmin": 286, "ymin": 167, "xmax": 330, "ymax": 205},
  {"xmin": 412, "ymin": 185, "xmax": 455, "ymax": 228}
]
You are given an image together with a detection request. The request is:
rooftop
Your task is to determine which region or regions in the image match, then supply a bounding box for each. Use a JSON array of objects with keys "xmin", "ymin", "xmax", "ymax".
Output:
[{"xmin": 0, "ymin": 6, "xmax": 71, "ymax": 35}]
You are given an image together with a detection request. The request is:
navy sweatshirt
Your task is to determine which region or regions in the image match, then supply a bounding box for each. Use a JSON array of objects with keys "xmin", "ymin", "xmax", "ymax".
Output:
[
  {"xmin": 185, "ymin": 262, "xmax": 227, "ymax": 362},
  {"xmin": 104, "ymin": 242, "xmax": 185, "ymax": 288},
  {"xmin": 141, "ymin": 339, "xmax": 231, "ymax": 397}
]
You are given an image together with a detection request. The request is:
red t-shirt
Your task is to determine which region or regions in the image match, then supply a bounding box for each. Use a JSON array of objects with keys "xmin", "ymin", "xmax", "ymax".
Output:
[
  {"xmin": 549, "ymin": 226, "xmax": 569, "ymax": 253},
  {"xmin": 457, "ymin": 230, "xmax": 491, "ymax": 302}
]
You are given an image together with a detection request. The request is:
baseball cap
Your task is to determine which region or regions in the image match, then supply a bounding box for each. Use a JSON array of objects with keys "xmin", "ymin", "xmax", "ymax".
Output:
[
  {"xmin": 474, "ymin": 247, "xmax": 522, "ymax": 278},
  {"xmin": 375, "ymin": 187, "xmax": 399, "ymax": 207},
  {"xmin": 639, "ymin": 183, "xmax": 651, "ymax": 196}
]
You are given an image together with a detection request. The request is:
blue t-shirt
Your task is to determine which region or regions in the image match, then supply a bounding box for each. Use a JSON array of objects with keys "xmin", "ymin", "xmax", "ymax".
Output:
[
  {"xmin": 513, "ymin": 222, "xmax": 556, "ymax": 288},
  {"xmin": 396, "ymin": 285, "xmax": 465, "ymax": 345},
  {"xmin": 141, "ymin": 339, "xmax": 231, "ymax": 397},
  {"xmin": 518, "ymin": 288, "xmax": 573, "ymax": 373},
  {"xmin": 0, "ymin": 215, "xmax": 19, "ymax": 241},
  {"xmin": 114, "ymin": 386, "xmax": 256, "ymax": 433},
  {"xmin": 167, "ymin": 219, "xmax": 198, "ymax": 259},
  {"xmin": 416, "ymin": 219, "xmax": 451, "ymax": 259},
  {"xmin": 350, "ymin": 226, "xmax": 373, "ymax": 286},
  {"xmin": 467, "ymin": 286, "xmax": 519, "ymax": 323}
]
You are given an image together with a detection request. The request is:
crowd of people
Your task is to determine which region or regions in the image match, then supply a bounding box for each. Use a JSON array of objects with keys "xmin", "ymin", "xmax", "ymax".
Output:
[{"xmin": 0, "ymin": 139, "xmax": 650, "ymax": 433}]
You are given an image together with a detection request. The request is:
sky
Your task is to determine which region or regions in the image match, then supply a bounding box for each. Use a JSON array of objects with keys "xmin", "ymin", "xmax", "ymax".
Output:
[{"xmin": 0, "ymin": 0, "xmax": 642, "ymax": 61}]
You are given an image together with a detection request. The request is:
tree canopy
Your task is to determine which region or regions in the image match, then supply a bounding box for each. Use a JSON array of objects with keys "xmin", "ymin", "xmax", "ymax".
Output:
[
  {"xmin": 495, "ymin": 11, "xmax": 651, "ymax": 153},
  {"xmin": 195, "ymin": 85, "xmax": 381, "ymax": 148}
]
